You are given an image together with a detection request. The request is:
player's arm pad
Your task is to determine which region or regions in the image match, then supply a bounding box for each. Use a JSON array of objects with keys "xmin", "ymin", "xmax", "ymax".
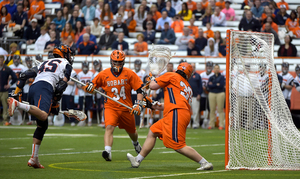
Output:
[
  {"xmin": 56, "ymin": 80, "xmax": 68, "ymax": 94},
  {"xmin": 136, "ymin": 86, "xmax": 144, "ymax": 94},
  {"xmin": 17, "ymin": 69, "xmax": 38, "ymax": 88},
  {"xmin": 64, "ymin": 64, "xmax": 73, "ymax": 81}
]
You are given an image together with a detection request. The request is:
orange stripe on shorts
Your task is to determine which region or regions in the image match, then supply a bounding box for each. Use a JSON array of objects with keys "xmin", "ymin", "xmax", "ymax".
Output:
[{"xmin": 37, "ymin": 95, "xmax": 42, "ymax": 108}]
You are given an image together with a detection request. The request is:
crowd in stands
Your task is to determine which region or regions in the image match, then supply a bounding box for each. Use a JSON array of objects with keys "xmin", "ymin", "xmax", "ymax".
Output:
[{"xmin": 1, "ymin": 0, "xmax": 300, "ymax": 57}]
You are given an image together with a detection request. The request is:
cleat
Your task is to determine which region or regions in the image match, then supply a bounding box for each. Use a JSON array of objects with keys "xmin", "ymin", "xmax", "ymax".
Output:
[
  {"xmin": 197, "ymin": 162, "xmax": 213, "ymax": 171},
  {"xmin": 134, "ymin": 142, "xmax": 142, "ymax": 154},
  {"xmin": 208, "ymin": 126, "xmax": 212, "ymax": 130},
  {"xmin": 77, "ymin": 121, "xmax": 86, "ymax": 126},
  {"xmin": 28, "ymin": 158, "xmax": 44, "ymax": 169},
  {"xmin": 98, "ymin": 122, "xmax": 105, "ymax": 128},
  {"xmin": 102, "ymin": 150, "xmax": 112, "ymax": 161},
  {"xmin": 7, "ymin": 97, "xmax": 18, "ymax": 117},
  {"xmin": 127, "ymin": 153, "xmax": 140, "ymax": 168},
  {"xmin": 88, "ymin": 122, "xmax": 92, "ymax": 126},
  {"xmin": 219, "ymin": 127, "xmax": 224, "ymax": 130},
  {"xmin": 70, "ymin": 122, "xmax": 76, "ymax": 127},
  {"xmin": 4, "ymin": 122, "xmax": 11, "ymax": 126}
]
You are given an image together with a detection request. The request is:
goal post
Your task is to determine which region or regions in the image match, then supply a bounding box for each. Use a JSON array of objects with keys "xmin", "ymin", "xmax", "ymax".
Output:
[{"xmin": 225, "ymin": 30, "xmax": 300, "ymax": 170}]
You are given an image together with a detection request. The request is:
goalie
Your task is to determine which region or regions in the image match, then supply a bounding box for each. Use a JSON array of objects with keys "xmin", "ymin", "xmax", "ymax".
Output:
[{"xmin": 126, "ymin": 62, "xmax": 213, "ymax": 170}]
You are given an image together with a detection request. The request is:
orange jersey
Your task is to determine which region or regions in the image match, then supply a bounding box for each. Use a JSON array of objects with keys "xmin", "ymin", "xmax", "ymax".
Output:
[
  {"xmin": 215, "ymin": 1, "xmax": 225, "ymax": 9},
  {"xmin": 187, "ymin": 1, "xmax": 197, "ymax": 11},
  {"xmin": 0, "ymin": 0, "xmax": 9, "ymax": 10},
  {"xmin": 92, "ymin": 67, "xmax": 143, "ymax": 111},
  {"xmin": 188, "ymin": 25, "xmax": 199, "ymax": 38},
  {"xmin": 277, "ymin": 2, "xmax": 289, "ymax": 10},
  {"xmin": 29, "ymin": 0, "xmax": 45, "ymax": 18},
  {"xmin": 170, "ymin": 20, "xmax": 184, "ymax": 33},
  {"xmin": 262, "ymin": 22, "xmax": 279, "ymax": 33},
  {"xmin": 285, "ymin": 18, "xmax": 299, "ymax": 31},
  {"xmin": 201, "ymin": 1, "xmax": 209, "ymax": 10},
  {"xmin": 204, "ymin": 29, "xmax": 214, "ymax": 38},
  {"xmin": 134, "ymin": 42, "xmax": 148, "ymax": 52},
  {"xmin": 60, "ymin": 31, "xmax": 75, "ymax": 41},
  {"xmin": 155, "ymin": 72, "xmax": 192, "ymax": 116},
  {"xmin": 100, "ymin": 12, "xmax": 113, "ymax": 26},
  {"xmin": 152, "ymin": 11, "xmax": 162, "ymax": 22},
  {"xmin": 0, "ymin": 13, "xmax": 11, "ymax": 23}
]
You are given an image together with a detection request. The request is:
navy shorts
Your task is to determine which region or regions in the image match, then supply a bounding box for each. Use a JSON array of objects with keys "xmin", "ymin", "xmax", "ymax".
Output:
[
  {"xmin": 62, "ymin": 95, "xmax": 75, "ymax": 111},
  {"xmin": 28, "ymin": 81, "xmax": 54, "ymax": 116},
  {"xmin": 22, "ymin": 93, "xmax": 28, "ymax": 102},
  {"xmin": 200, "ymin": 97, "xmax": 210, "ymax": 112},
  {"xmin": 79, "ymin": 96, "xmax": 93, "ymax": 111}
]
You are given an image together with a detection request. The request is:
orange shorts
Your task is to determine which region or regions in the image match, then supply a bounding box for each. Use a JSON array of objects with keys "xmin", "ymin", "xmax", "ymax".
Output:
[
  {"xmin": 150, "ymin": 108, "xmax": 191, "ymax": 150},
  {"xmin": 104, "ymin": 108, "xmax": 136, "ymax": 133}
]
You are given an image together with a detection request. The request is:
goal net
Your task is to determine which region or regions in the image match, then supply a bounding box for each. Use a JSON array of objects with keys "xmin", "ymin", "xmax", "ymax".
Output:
[{"xmin": 225, "ymin": 30, "xmax": 300, "ymax": 170}]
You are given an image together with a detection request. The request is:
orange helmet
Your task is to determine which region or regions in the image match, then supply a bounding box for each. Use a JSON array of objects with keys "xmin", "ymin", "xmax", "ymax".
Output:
[
  {"xmin": 53, "ymin": 44, "xmax": 74, "ymax": 65},
  {"xmin": 177, "ymin": 62, "xmax": 193, "ymax": 79},
  {"xmin": 110, "ymin": 50, "xmax": 125, "ymax": 73}
]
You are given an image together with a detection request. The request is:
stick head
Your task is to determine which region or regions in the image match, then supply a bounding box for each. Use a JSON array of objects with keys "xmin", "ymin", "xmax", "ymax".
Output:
[
  {"xmin": 63, "ymin": 109, "xmax": 87, "ymax": 121},
  {"xmin": 147, "ymin": 45, "xmax": 172, "ymax": 76}
]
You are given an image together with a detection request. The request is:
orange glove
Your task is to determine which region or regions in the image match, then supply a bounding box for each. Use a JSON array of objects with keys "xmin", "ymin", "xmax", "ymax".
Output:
[{"xmin": 84, "ymin": 82, "xmax": 95, "ymax": 94}]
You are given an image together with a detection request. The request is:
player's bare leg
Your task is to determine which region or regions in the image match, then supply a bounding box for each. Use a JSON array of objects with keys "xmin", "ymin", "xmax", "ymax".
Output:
[
  {"xmin": 102, "ymin": 125, "xmax": 115, "ymax": 161},
  {"xmin": 126, "ymin": 130, "xmax": 142, "ymax": 154}
]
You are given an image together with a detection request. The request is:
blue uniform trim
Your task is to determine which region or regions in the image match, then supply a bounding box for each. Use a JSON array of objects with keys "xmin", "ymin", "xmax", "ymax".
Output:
[
  {"xmin": 167, "ymin": 87, "xmax": 176, "ymax": 104},
  {"xmin": 172, "ymin": 109, "xmax": 178, "ymax": 143}
]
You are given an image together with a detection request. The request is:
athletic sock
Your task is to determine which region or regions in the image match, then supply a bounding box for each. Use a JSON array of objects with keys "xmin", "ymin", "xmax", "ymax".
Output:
[
  {"xmin": 88, "ymin": 111, "xmax": 92, "ymax": 123},
  {"xmin": 31, "ymin": 144, "xmax": 40, "ymax": 158},
  {"xmin": 105, "ymin": 146, "xmax": 111, "ymax": 153},
  {"xmin": 149, "ymin": 118, "xmax": 153, "ymax": 125},
  {"xmin": 199, "ymin": 158, "xmax": 208, "ymax": 165},
  {"xmin": 132, "ymin": 140, "xmax": 139, "ymax": 146},
  {"xmin": 136, "ymin": 154, "xmax": 144, "ymax": 163},
  {"xmin": 17, "ymin": 102, "xmax": 30, "ymax": 112}
]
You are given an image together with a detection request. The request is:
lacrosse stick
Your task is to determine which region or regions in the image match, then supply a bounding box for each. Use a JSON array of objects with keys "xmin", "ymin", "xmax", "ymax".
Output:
[
  {"xmin": 139, "ymin": 45, "xmax": 173, "ymax": 129},
  {"xmin": 31, "ymin": 58, "xmax": 133, "ymax": 110}
]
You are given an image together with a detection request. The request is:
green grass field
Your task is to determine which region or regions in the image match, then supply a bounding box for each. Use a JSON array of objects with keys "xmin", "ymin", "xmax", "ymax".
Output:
[{"xmin": 0, "ymin": 125, "xmax": 299, "ymax": 179}]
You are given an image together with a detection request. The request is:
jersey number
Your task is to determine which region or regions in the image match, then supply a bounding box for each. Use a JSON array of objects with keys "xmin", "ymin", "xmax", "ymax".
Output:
[
  {"xmin": 111, "ymin": 86, "xmax": 126, "ymax": 101},
  {"xmin": 38, "ymin": 60, "xmax": 62, "ymax": 74},
  {"xmin": 180, "ymin": 81, "xmax": 192, "ymax": 101}
]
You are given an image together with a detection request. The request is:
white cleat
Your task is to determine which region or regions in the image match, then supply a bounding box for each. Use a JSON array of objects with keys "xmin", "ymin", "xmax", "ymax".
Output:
[
  {"xmin": 88, "ymin": 122, "xmax": 92, "ymax": 126},
  {"xmin": 102, "ymin": 150, "xmax": 112, "ymax": 161},
  {"xmin": 70, "ymin": 122, "xmax": 76, "ymax": 126},
  {"xmin": 134, "ymin": 142, "xmax": 142, "ymax": 154},
  {"xmin": 7, "ymin": 97, "xmax": 18, "ymax": 117},
  {"xmin": 28, "ymin": 158, "xmax": 44, "ymax": 169},
  {"xmin": 127, "ymin": 153, "xmax": 140, "ymax": 168},
  {"xmin": 77, "ymin": 121, "xmax": 86, "ymax": 126},
  {"xmin": 197, "ymin": 162, "xmax": 213, "ymax": 171}
]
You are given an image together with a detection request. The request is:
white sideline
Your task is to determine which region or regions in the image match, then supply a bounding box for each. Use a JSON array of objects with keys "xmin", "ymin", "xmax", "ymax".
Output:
[
  {"xmin": 0, "ymin": 144, "xmax": 224, "ymax": 158},
  {"xmin": 122, "ymin": 170, "xmax": 228, "ymax": 179}
]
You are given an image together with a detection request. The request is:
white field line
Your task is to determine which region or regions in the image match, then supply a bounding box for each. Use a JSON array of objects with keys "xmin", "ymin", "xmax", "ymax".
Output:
[
  {"xmin": 0, "ymin": 135, "xmax": 151, "ymax": 140},
  {"xmin": 160, "ymin": 151, "xmax": 176, "ymax": 154},
  {"xmin": 10, "ymin": 147, "xmax": 25, "ymax": 149},
  {"xmin": 213, "ymin": 152, "xmax": 225, "ymax": 155},
  {"xmin": 0, "ymin": 144, "xmax": 224, "ymax": 158},
  {"xmin": 122, "ymin": 170, "xmax": 228, "ymax": 179},
  {"xmin": 0, "ymin": 126, "xmax": 78, "ymax": 130}
]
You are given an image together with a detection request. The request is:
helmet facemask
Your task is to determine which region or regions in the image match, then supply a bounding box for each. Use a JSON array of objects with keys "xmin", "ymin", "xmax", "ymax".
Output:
[{"xmin": 111, "ymin": 59, "xmax": 124, "ymax": 73}]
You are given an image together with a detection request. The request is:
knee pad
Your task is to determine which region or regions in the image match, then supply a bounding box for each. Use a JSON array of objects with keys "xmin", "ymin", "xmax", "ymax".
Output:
[{"xmin": 33, "ymin": 120, "xmax": 48, "ymax": 141}]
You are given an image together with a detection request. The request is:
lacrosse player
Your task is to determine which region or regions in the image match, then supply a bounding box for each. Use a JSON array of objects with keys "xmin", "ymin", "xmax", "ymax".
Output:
[
  {"xmin": 7, "ymin": 45, "xmax": 74, "ymax": 168},
  {"xmin": 126, "ymin": 62, "xmax": 213, "ymax": 171},
  {"xmin": 84, "ymin": 50, "xmax": 144, "ymax": 162}
]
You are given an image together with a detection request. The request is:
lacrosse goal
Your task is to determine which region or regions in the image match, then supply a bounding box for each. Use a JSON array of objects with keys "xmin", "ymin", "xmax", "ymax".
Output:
[{"xmin": 225, "ymin": 30, "xmax": 300, "ymax": 170}]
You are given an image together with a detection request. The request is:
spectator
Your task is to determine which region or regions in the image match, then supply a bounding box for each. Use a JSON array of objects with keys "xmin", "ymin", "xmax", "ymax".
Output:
[
  {"xmin": 5, "ymin": 43, "xmax": 20, "ymax": 66},
  {"xmin": 62, "ymin": 6, "xmax": 71, "ymax": 22},
  {"xmin": 76, "ymin": 26, "xmax": 97, "ymax": 48},
  {"xmin": 291, "ymin": 26, "xmax": 300, "ymax": 39},
  {"xmin": 285, "ymin": 10, "xmax": 297, "ymax": 32},
  {"xmin": 242, "ymin": 5, "xmax": 251, "ymax": 18},
  {"xmin": 35, "ymin": 26, "xmax": 50, "ymax": 51},
  {"xmin": 132, "ymin": 34, "xmax": 148, "ymax": 55},
  {"xmin": 216, "ymin": 0, "xmax": 225, "ymax": 10},
  {"xmin": 156, "ymin": 10, "xmax": 172, "ymax": 31},
  {"xmin": 188, "ymin": 62, "xmax": 202, "ymax": 128},
  {"xmin": 111, "ymin": 32, "xmax": 129, "ymax": 53},
  {"xmin": 207, "ymin": 64, "xmax": 225, "ymax": 130},
  {"xmin": 0, "ymin": 55, "xmax": 17, "ymax": 126},
  {"xmin": 28, "ymin": 0, "xmax": 45, "ymax": 25},
  {"xmin": 208, "ymin": 0, "xmax": 217, "ymax": 12},
  {"xmin": 279, "ymin": 62, "xmax": 294, "ymax": 108},
  {"xmin": 178, "ymin": 2, "xmax": 193, "ymax": 21},
  {"xmin": 262, "ymin": 16, "xmax": 278, "ymax": 33},
  {"xmin": 201, "ymin": 6, "xmax": 212, "ymax": 26},
  {"xmin": 222, "ymin": 0, "xmax": 235, "ymax": 21},
  {"xmin": 204, "ymin": 38, "xmax": 219, "ymax": 56},
  {"xmin": 125, "ymin": 0, "xmax": 135, "ymax": 14},
  {"xmin": 239, "ymin": 11, "xmax": 261, "ymax": 32},
  {"xmin": 170, "ymin": 15, "xmax": 184, "ymax": 33},
  {"xmin": 277, "ymin": 0, "xmax": 289, "ymax": 10},
  {"xmin": 161, "ymin": 1, "xmax": 176, "ymax": 18},
  {"xmin": 115, "ymin": 5, "xmax": 127, "ymax": 22},
  {"xmin": 275, "ymin": 5, "xmax": 289, "ymax": 26},
  {"xmin": 155, "ymin": 0, "xmax": 166, "ymax": 12},
  {"xmin": 5, "ymin": 0, "xmax": 16, "ymax": 16},
  {"xmin": 214, "ymin": 31, "xmax": 226, "ymax": 56},
  {"xmin": 105, "ymin": 0, "xmax": 118, "ymax": 15},
  {"xmin": 175, "ymin": 27, "xmax": 194, "ymax": 51},
  {"xmin": 172, "ymin": 0, "xmax": 183, "ymax": 14},
  {"xmin": 113, "ymin": 15, "xmax": 129, "ymax": 37},
  {"xmin": 134, "ymin": 5, "xmax": 147, "ymax": 31},
  {"xmin": 0, "ymin": 0, "xmax": 9, "ymax": 10},
  {"xmin": 43, "ymin": 16, "xmax": 51, "ymax": 30},
  {"xmin": 187, "ymin": 39, "xmax": 201, "ymax": 55},
  {"xmin": 22, "ymin": 0, "xmax": 30, "ymax": 14},
  {"xmin": 82, "ymin": 0, "xmax": 96, "ymax": 22},
  {"xmin": 78, "ymin": 33, "xmax": 99, "ymax": 55},
  {"xmin": 69, "ymin": 10, "xmax": 86, "ymax": 29},
  {"xmin": 53, "ymin": 10, "xmax": 66, "ymax": 31},
  {"xmin": 119, "ymin": 0, "xmax": 126, "ymax": 7},
  {"xmin": 150, "ymin": 4, "xmax": 162, "ymax": 22},
  {"xmin": 195, "ymin": 28, "xmax": 208, "ymax": 51},
  {"xmin": 251, "ymin": 0, "xmax": 264, "ymax": 21},
  {"xmin": 9, "ymin": 4, "xmax": 27, "ymax": 37},
  {"xmin": 261, "ymin": 6, "xmax": 275, "ymax": 23},
  {"xmin": 187, "ymin": 0, "xmax": 197, "ymax": 11},
  {"xmin": 125, "ymin": 11, "xmax": 137, "ymax": 32},
  {"xmin": 100, "ymin": 3, "xmax": 113, "ymax": 26},
  {"xmin": 277, "ymin": 35, "xmax": 297, "ymax": 57},
  {"xmin": 95, "ymin": 0, "xmax": 104, "ymax": 19},
  {"xmin": 44, "ymin": 31, "xmax": 60, "ymax": 53},
  {"xmin": 91, "ymin": 17, "xmax": 102, "ymax": 38},
  {"xmin": 143, "ymin": 21, "xmax": 156, "ymax": 44},
  {"xmin": 80, "ymin": 0, "xmax": 97, "ymax": 8},
  {"xmin": 0, "ymin": 6, "xmax": 11, "ymax": 27},
  {"xmin": 23, "ymin": 18, "xmax": 40, "ymax": 45},
  {"xmin": 297, "ymin": 6, "xmax": 300, "ymax": 20},
  {"xmin": 140, "ymin": 0, "xmax": 150, "ymax": 12},
  {"xmin": 75, "ymin": 4, "xmax": 85, "ymax": 18},
  {"xmin": 74, "ymin": 21, "xmax": 86, "ymax": 43},
  {"xmin": 142, "ymin": 12, "xmax": 156, "ymax": 31},
  {"xmin": 193, "ymin": 2, "xmax": 205, "ymax": 21},
  {"xmin": 157, "ymin": 22, "xmax": 176, "ymax": 44},
  {"xmin": 211, "ymin": 6, "xmax": 226, "ymax": 26},
  {"xmin": 65, "ymin": 35, "xmax": 77, "ymax": 50},
  {"xmin": 204, "ymin": 22, "xmax": 214, "ymax": 38},
  {"xmin": 98, "ymin": 25, "xmax": 116, "ymax": 50},
  {"xmin": 188, "ymin": 18, "xmax": 199, "ymax": 38},
  {"xmin": 61, "ymin": 23, "xmax": 75, "ymax": 44},
  {"xmin": 201, "ymin": 0, "xmax": 209, "ymax": 10},
  {"xmin": 269, "ymin": 1, "xmax": 279, "ymax": 16},
  {"xmin": 262, "ymin": 22, "xmax": 281, "ymax": 45}
]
